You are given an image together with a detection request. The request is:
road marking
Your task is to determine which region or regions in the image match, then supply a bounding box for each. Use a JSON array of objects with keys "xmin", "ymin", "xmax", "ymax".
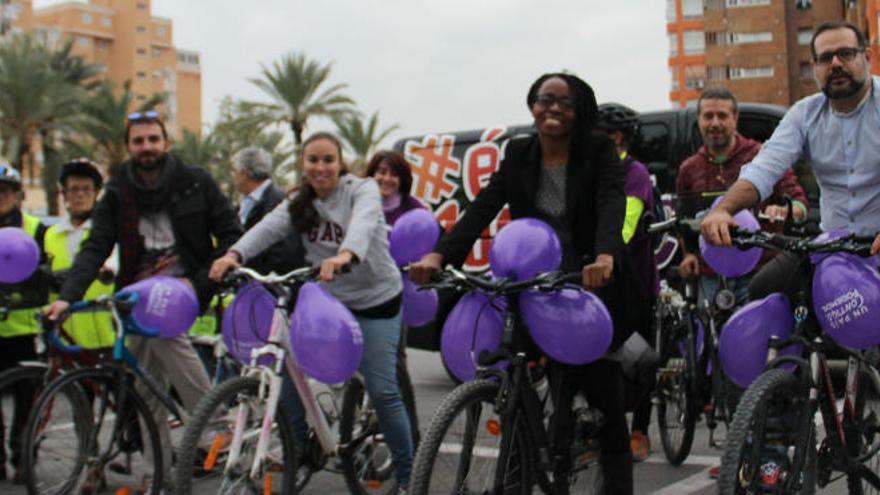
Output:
[
  {"xmin": 643, "ymin": 453, "xmax": 718, "ymax": 467},
  {"xmin": 439, "ymin": 442, "xmax": 499, "ymax": 458},
  {"xmin": 650, "ymin": 467, "xmax": 715, "ymax": 495}
]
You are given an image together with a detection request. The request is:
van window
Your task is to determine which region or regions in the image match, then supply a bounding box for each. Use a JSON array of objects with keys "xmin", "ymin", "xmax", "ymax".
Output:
[{"xmin": 632, "ymin": 121, "xmax": 672, "ymax": 191}]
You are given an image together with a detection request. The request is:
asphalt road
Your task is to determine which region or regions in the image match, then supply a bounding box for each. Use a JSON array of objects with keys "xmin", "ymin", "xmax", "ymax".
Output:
[{"xmin": 1, "ymin": 348, "xmax": 853, "ymax": 494}]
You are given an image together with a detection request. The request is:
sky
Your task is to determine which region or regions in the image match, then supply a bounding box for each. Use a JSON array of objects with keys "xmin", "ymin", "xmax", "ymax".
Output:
[{"xmin": 35, "ymin": 0, "xmax": 671, "ymax": 147}]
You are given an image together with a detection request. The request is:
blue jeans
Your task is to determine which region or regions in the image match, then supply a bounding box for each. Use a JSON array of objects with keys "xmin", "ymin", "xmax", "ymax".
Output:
[
  {"xmin": 280, "ymin": 311, "xmax": 414, "ymax": 486},
  {"xmin": 698, "ymin": 274, "xmax": 751, "ymax": 308}
]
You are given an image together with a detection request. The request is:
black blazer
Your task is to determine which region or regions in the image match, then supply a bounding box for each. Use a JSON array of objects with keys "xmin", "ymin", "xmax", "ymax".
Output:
[
  {"xmin": 436, "ymin": 132, "xmax": 626, "ymax": 267},
  {"xmin": 241, "ymin": 182, "xmax": 306, "ymax": 274}
]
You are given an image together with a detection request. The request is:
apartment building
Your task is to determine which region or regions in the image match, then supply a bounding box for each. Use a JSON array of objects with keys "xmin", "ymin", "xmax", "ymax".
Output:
[
  {"xmin": 667, "ymin": 0, "xmax": 859, "ymax": 108},
  {"xmin": 1, "ymin": 0, "xmax": 201, "ymax": 137}
]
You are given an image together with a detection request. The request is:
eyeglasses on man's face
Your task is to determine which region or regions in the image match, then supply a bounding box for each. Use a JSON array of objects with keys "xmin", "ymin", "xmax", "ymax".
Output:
[
  {"xmin": 814, "ymin": 47, "xmax": 864, "ymax": 66},
  {"xmin": 534, "ymin": 94, "xmax": 575, "ymax": 111}
]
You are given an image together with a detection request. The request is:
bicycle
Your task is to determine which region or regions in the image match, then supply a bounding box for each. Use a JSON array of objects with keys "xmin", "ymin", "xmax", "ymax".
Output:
[
  {"xmin": 717, "ymin": 229, "xmax": 880, "ymax": 494},
  {"xmin": 647, "ymin": 217, "xmax": 741, "ymax": 465},
  {"xmin": 20, "ymin": 290, "xmax": 188, "ymax": 494},
  {"xmin": 409, "ymin": 267, "xmax": 609, "ymax": 495},
  {"xmin": 174, "ymin": 265, "xmax": 418, "ymax": 495}
]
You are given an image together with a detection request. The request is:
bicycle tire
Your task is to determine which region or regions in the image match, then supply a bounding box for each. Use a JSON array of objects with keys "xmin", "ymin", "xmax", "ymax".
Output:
[
  {"xmin": 847, "ymin": 366, "xmax": 880, "ymax": 495},
  {"xmin": 22, "ymin": 366, "xmax": 164, "ymax": 495},
  {"xmin": 0, "ymin": 364, "xmax": 53, "ymax": 480},
  {"xmin": 718, "ymin": 368, "xmax": 816, "ymax": 495},
  {"xmin": 409, "ymin": 379, "xmax": 531, "ymax": 495},
  {"xmin": 174, "ymin": 375, "xmax": 298, "ymax": 495},
  {"xmin": 656, "ymin": 311, "xmax": 698, "ymax": 465}
]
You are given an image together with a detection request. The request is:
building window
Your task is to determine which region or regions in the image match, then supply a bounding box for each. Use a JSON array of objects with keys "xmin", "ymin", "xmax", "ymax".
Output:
[
  {"xmin": 682, "ymin": 0, "xmax": 703, "ymax": 19},
  {"xmin": 153, "ymin": 69, "xmax": 163, "ymax": 79},
  {"xmin": 136, "ymin": 25, "xmax": 146, "ymax": 33},
  {"xmin": 706, "ymin": 31, "xmax": 724, "ymax": 46},
  {"xmin": 136, "ymin": 48, "xmax": 146, "ymax": 55},
  {"xmin": 96, "ymin": 39, "xmax": 110, "ymax": 51},
  {"xmin": 728, "ymin": 31, "xmax": 772, "ymax": 44},
  {"xmin": 95, "ymin": 63, "xmax": 107, "ymax": 73},
  {"xmin": 137, "ymin": 94, "xmax": 146, "ymax": 101},
  {"xmin": 137, "ymin": 2, "xmax": 147, "ymax": 10},
  {"xmin": 152, "ymin": 47, "xmax": 162, "ymax": 58},
  {"xmin": 725, "ymin": 0, "xmax": 770, "ymax": 7},
  {"xmin": 797, "ymin": 28, "xmax": 812, "ymax": 45},
  {"xmin": 77, "ymin": 36, "xmax": 90, "ymax": 48},
  {"xmin": 800, "ymin": 62, "xmax": 812, "ymax": 79},
  {"xmin": 156, "ymin": 26, "xmax": 166, "ymax": 37},
  {"xmin": 670, "ymin": 68, "xmax": 680, "ymax": 91},
  {"xmin": 684, "ymin": 65, "xmax": 706, "ymax": 89},
  {"xmin": 669, "ymin": 33, "xmax": 679, "ymax": 56},
  {"xmin": 137, "ymin": 71, "xmax": 147, "ymax": 79},
  {"xmin": 666, "ymin": 0, "xmax": 677, "ymax": 21},
  {"xmin": 81, "ymin": 12, "xmax": 92, "ymax": 24},
  {"xmin": 683, "ymin": 30, "xmax": 705, "ymax": 55},
  {"xmin": 708, "ymin": 66, "xmax": 727, "ymax": 80},
  {"xmin": 729, "ymin": 66, "xmax": 774, "ymax": 79},
  {"xmin": 102, "ymin": 16, "xmax": 112, "ymax": 28}
]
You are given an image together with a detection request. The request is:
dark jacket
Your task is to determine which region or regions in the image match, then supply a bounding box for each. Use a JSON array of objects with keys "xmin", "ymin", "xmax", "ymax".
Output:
[
  {"xmin": 436, "ymin": 132, "xmax": 626, "ymax": 267},
  {"xmin": 59, "ymin": 155, "xmax": 243, "ymax": 309},
  {"xmin": 435, "ymin": 132, "xmax": 638, "ymax": 350},
  {"xmin": 241, "ymin": 181, "xmax": 306, "ymax": 274}
]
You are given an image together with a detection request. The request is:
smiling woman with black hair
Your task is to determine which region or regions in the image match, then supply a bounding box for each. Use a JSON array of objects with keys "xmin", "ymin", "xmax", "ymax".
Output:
[{"xmin": 410, "ymin": 71, "xmax": 634, "ymax": 493}]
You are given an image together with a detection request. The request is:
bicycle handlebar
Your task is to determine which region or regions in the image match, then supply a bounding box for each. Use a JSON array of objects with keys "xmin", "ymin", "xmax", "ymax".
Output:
[
  {"xmin": 424, "ymin": 267, "xmax": 582, "ymax": 295},
  {"xmin": 728, "ymin": 228, "xmax": 874, "ymax": 257},
  {"xmin": 220, "ymin": 265, "xmax": 332, "ymax": 290}
]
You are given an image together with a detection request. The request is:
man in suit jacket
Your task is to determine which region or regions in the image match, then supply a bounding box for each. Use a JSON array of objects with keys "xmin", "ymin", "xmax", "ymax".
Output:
[{"xmin": 233, "ymin": 147, "xmax": 306, "ymax": 273}]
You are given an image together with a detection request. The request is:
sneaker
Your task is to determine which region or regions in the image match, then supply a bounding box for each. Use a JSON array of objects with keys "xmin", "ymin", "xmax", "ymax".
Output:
[
  {"xmin": 708, "ymin": 465, "xmax": 720, "ymax": 479},
  {"xmin": 630, "ymin": 430, "xmax": 651, "ymax": 462}
]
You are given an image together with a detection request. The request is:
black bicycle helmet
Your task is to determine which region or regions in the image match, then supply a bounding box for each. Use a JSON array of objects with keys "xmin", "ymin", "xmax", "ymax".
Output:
[
  {"xmin": 59, "ymin": 158, "xmax": 103, "ymax": 190},
  {"xmin": 597, "ymin": 103, "xmax": 639, "ymax": 134},
  {"xmin": 0, "ymin": 163, "xmax": 22, "ymax": 190}
]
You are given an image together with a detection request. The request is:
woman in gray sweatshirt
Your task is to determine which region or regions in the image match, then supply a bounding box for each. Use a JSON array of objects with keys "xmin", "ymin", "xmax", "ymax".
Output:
[{"xmin": 209, "ymin": 132, "xmax": 412, "ymax": 490}]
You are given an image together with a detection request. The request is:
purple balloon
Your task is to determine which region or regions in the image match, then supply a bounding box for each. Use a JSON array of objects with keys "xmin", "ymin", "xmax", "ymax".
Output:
[
  {"xmin": 222, "ymin": 281, "xmax": 276, "ymax": 364},
  {"xmin": 401, "ymin": 275, "xmax": 438, "ymax": 327},
  {"xmin": 719, "ymin": 293, "xmax": 799, "ymax": 388},
  {"xmin": 0, "ymin": 227, "xmax": 39, "ymax": 283},
  {"xmin": 809, "ymin": 230, "xmax": 849, "ymax": 265},
  {"xmin": 699, "ymin": 197, "xmax": 763, "ymax": 277},
  {"xmin": 389, "ymin": 209, "xmax": 440, "ymax": 266},
  {"xmin": 813, "ymin": 253, "xmax": 880, "ymax": 349},
  {"xmin": 520, "ymin": 286, "xmax": 613, "ymax": 365},
  {"xmin": 490, "ymin": 218, "xmax": 561, "ymax": 281},
  {"xmin": 289, "ymin": 282, "xmax": 364, "ymax": 383},
  {"xmin": 120, "ymin": 276, "xmax": 199, "ymax": 339},
  {"xmin": 441, "ymin": 292, "xmax": 507, "ymax": 382}
]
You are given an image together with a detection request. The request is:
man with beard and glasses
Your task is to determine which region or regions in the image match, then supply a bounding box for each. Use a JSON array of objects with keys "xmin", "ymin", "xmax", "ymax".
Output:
[
  {"xmin": 676, "ymin": 87, "xmax": 808, "ymax": 308},
  {"xmin": 44, "ymin": 112, "xmax": 242, "ymax": 490},
  {"xmin": 700, "ymin": 20, "xmax": 880, "ymax": 300}
]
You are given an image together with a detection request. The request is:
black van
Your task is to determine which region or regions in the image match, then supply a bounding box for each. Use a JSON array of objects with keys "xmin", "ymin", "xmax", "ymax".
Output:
[{"xmin": 392, "ymin": 102, "xmax": 813, "ymax": 360}]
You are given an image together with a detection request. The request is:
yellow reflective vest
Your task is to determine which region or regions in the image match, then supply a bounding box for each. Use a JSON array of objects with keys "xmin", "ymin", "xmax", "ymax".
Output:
[
  {"xmin": 188, "ymin": 293, "xmax": 233, "ymax": 337},
  {"xmin": 44, "ymin": 222, "xmax": 115, "ymax": 349},
  {"xmin": 0, "ymin": 214, "xmax": 44, "ymax": 337}
]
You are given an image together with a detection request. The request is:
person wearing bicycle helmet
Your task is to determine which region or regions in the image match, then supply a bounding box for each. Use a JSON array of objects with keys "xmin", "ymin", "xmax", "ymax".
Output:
[
  {"xmin": 0, "ymin": 163, "xmax": 50, "ymax": 482},
  {"xmin": 596, "ymin": 102, "xmax": 660, "ymax": 463},
  {"xmin": 44, "ymin": 158, "xmax": 116, "ymax": 351},
  {"xmin": 410, "ymin": 72, "xmax": 635, "ymax": 493},
  {"xmin": 210, "ymin": 132, "xmax": 415, "ymax": 491}
]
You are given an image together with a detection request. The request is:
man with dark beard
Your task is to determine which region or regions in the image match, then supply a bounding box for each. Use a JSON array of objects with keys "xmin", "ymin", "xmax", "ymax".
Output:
[
  {"xmin": 45, "ymin": 112, "xmax": 242, "ymax": 489},
  {"xmin": 700, "ymin": 20, "xmax": 880, "ymax": 296}
]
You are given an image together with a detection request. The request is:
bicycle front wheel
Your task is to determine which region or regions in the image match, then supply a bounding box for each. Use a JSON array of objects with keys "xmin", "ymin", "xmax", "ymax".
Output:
[
  {"xmin": 409, "ymin": 379, "xmax": 531, "ymax": 495},
  {"xmin": 718, "ymin": 368, "xmax": 816, "ymax": 495},
  {"xmin": 174, "ymin": 375, "xmax": 298, "ymax": 495},
  {"xmin": 22, "ymin": 367, "xmax": 163, "ymax": 495}
]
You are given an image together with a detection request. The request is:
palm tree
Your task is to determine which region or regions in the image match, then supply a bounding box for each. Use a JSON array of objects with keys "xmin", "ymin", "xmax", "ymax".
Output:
[
  {"xmin": 334, "ymin": 111, "xmax": 400, "ymax": 173},
  {"xmin": 0, "ymin": 34, "xmax": 99, "ymax": 213},
  {"xmin": 77, "ymin": 80, "xmax": 165, "ymax": 169},
  {"xmin": 247, "ymin": 52, "xmax": 355, "ymax": 154}
]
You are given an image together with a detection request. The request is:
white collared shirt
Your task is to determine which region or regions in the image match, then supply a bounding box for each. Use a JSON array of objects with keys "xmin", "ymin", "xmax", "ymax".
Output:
[{"xmin": 238, "ymin": 179, "xmax": 272, "ymax": 225}]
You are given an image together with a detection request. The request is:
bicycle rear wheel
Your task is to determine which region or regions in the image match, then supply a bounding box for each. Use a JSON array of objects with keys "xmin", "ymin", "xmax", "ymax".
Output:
[
  {"xmin": 718, "ymin": 368, "xmax": 816, "ymax": 495},
  {"xmin": 174, "ymin": 375, "xmax": 298, "ymax": 495},
  {"xmin": 0, "ymin": 364, "xmax": 53, "ymax": 482},
  {"xmin": 22, "ymin": 367, "xmax": 163, "ymax": 495},
  {"xmin": 656, "ymin": 332, "xmax": 698, "ymax": 464},
  {"xmin": 409, "ymin": 379, "xmax": 531, "ymax": 495}
]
